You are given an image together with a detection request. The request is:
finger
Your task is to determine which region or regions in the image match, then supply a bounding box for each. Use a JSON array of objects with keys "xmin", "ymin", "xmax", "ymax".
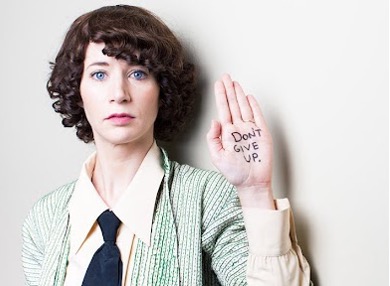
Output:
[
  {"xmin": 234, "ymin": 81, "xmax": 254, "ymax": 122},
  {"xmin": 206, "ymin": 120, "xmax": 224, "ymax": 162},
  {"xmin": 214, "ymin": 80, "xmax": 232, "ymax": 124},
  {"xmin": 247, "ymin": 95, "xmax": 270, "ymax": 133},
  {"xmin": 222, "ymin": 74, "xmax": 242, "ymax": 123}
]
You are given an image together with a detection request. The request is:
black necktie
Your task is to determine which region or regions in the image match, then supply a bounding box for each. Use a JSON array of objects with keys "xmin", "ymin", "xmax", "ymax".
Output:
[{"xmin": 82, "ymin": 210, "xmax": 123, "ymax": 286}]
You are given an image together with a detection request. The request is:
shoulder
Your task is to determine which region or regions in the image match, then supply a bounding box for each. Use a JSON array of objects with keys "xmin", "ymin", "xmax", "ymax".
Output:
[
  {"xmin": 168, "ymin": 160, "xmax": 238, "ymax": 211},
  {"xmin": 161, "ymin": 147, "xmax": 240, "ymax": 210},
  {"xmin": 160, "ymin": 147, "xmax": 235, "ymax": 195},
  {"xmin": 169, "ymin": 160, "xmax": 232, "ymax": 191},
  {"xmin": 30, "ymin": 181, "xmax": 76, "ymax": 213},
  {"xmin": 22, "ymin": 181, "xmax": 76, "ymax": 249},
  {"xmin": 24, "ymin": 181, "xmax": 76, "ymax": 229}
]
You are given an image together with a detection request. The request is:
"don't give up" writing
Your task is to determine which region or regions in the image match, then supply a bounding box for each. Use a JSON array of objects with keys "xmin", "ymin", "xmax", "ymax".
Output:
[{"xmin": 231, "ymin": 128, "xmax": 262, "ymax": 163}]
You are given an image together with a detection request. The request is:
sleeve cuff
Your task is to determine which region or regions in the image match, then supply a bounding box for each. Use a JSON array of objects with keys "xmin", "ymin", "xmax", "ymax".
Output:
[{"xmin": 242, "ymin": 198, "xmax": 292, "ymax": 256}]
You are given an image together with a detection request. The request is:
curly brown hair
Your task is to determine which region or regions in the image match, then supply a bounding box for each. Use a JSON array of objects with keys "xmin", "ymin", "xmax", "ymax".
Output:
[{"xmin": 47, "ymin": 5, "xmax": 197, "ymax": 143}]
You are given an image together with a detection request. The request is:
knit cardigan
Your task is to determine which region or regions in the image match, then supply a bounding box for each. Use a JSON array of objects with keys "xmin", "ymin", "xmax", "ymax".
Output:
[{"xmin": 22, "ymin": 149, "xmax": 250, "ymax": 286}]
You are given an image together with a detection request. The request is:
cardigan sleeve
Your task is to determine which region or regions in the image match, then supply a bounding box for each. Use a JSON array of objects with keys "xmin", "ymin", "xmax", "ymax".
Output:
[
  {"xmin": 201, "ymin": 172, "xmax": 312, "ymax": 285},
  {"xmin": 21, "ymin": 182, "xmax": 75, "ymax": 286},
  {"xmin": 22, "ymin": 204, "xmax": 46, "ymax": 286}
]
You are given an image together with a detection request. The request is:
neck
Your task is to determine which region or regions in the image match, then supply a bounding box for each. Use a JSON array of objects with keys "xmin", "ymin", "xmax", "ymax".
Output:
[{"xmin": 92, "ymin": 139, "xmax": 154, "ymax": 208}]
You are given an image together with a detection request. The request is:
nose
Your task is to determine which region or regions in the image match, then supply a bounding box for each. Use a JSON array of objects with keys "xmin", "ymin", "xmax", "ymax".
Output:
[{"xmin": 110, "ymin": 76, "xmax": 131, "ymax": 103}]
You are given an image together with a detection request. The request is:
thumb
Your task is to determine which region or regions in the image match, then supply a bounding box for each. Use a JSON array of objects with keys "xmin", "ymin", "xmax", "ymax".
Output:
[{"xmin": 207, "ymin": 120, "xmax": 224, "ymax": 161}]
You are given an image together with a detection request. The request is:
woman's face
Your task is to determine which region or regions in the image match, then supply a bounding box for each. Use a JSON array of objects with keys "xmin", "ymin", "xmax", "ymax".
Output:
[{"xmin": 80, "ymin": 42, "xmax": 160, "ymax": 148}]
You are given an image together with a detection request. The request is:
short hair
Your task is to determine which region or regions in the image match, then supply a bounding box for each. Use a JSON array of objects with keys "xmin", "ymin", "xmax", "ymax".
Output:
[{"xmin": 47, "ymin": 5, "xmax": 197, "ymax": 143}]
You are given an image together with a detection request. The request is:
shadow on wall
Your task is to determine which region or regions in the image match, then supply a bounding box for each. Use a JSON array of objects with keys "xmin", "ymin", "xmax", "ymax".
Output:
[
  {"xmin": 159, "ymin": 44, "xmax": 319, "ymax": 285},
  {"xmin": 272, "ymin": 117, "xmax": 318, "ymax": 285}
]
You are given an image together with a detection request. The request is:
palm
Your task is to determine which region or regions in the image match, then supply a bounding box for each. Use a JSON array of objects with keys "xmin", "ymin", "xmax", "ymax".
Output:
[{"xmin": 207, "ymin": 74, "xmax": 273, "ymax": 189}]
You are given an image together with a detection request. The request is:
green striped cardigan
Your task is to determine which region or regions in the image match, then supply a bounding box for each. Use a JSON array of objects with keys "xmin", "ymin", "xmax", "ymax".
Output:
[{"xmin": 22, "ymin": 149, "xmax": 249, "ymax": 285}]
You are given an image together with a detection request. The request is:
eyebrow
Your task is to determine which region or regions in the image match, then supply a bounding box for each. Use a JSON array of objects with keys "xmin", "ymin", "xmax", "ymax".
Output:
[{"xmin": 85, "ymin": 61, "xmax": 109, "ymax": 69}]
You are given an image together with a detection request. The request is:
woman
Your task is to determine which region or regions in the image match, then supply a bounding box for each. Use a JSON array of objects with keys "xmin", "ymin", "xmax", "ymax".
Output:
[{"xmin": 22, "ymin": 4, "xmax": 312, "ymax": 286}]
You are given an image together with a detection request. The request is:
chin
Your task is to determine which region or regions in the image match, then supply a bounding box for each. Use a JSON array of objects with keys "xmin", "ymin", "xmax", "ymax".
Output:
[
  {"xmin": 94, "ymin": 127, "xmax": 154, "ymax": 147},
  {"xmin": 108, "ymin": 134, "xmax": 153, "ymax": 147}
]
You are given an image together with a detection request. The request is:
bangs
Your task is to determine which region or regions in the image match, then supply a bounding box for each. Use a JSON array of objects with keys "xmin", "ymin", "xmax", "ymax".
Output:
[{"xmin": 83, "ymin": 6, "xmax": 178, "ymax": 73}]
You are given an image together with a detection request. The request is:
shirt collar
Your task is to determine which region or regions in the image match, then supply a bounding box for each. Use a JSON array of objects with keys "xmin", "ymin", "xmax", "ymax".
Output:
[
  {"xmin": 112, "ymin": 142, "xmax": 164, "ymax": 246},
  {"xmin": 69, "ymin": 142, "xmax": 164, "ymax": 254}
]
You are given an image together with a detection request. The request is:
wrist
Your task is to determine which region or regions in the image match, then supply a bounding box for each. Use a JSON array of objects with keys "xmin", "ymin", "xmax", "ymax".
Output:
[{"xmin": 236, "ymin": 184, "xmax": 275, "ymax": 210}]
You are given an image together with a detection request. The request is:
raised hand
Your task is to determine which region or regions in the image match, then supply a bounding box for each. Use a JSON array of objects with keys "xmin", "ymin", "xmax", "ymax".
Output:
[{"xmin": 207, "ymin": 74, "xmax": 275, "ymax": 209}]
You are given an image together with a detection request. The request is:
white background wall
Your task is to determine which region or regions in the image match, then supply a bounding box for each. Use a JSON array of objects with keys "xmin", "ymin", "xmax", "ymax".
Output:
[{"xmin": 1, "ymin": 0, "xmax": 388, "ymax": 285}]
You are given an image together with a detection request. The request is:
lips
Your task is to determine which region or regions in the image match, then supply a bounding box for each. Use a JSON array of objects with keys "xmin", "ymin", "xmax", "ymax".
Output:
[
  {"xmin": 105, "ymin": 113, "xmax": 134, "ymax": 125},
  {"xmin": 106, "ymin": 113, "xmax": 134, "ymax": 120}
]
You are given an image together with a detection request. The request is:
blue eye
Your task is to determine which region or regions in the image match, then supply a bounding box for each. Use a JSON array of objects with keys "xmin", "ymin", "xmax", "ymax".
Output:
[
  {"xmin": 92, "ymin": 71, "xmax": 106, "ymax": 80},
  {"xmin": 132, "ymin": 70, "xmax": 147, "ymax": 80}
]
